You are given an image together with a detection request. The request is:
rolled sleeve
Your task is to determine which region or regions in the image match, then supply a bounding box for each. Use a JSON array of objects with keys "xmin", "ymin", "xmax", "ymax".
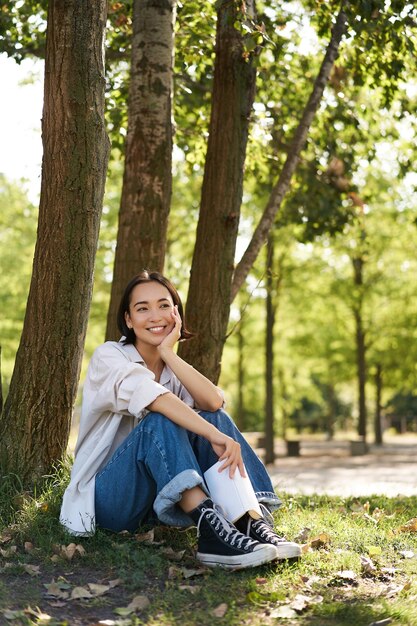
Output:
[
  {"xmin": 87, "ymin": 346, "xmax": 170, "ymax": 419},
  {"xmin": 120, "ymin": 373, "xmax": 170, "ymax": 417}
]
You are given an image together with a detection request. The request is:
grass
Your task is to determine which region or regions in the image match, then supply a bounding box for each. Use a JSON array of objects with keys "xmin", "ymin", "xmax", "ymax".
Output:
[{"xmin": 1, "ymin": 466, "xmax": 417, "ymax": 626}]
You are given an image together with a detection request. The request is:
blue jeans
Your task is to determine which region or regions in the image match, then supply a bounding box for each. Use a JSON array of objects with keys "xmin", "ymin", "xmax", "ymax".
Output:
[{"xmin": 94, "ymin": 409, "xmax": 281, "ymax": 532}]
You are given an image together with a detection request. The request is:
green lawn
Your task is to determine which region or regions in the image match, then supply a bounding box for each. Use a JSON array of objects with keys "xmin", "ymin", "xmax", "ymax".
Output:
[{"xmin": 1, "ymin": 466, "xmax": 417, "ymax": 625}]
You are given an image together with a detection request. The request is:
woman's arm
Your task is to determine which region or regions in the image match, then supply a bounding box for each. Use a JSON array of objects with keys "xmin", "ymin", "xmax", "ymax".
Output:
[
  {"xmin": 147, "ymin": 391, "xmax": 244, "ymax": 478},
  {"xmin": 158, "ymin": 306, "xmax": 224, "ymax": 411}
]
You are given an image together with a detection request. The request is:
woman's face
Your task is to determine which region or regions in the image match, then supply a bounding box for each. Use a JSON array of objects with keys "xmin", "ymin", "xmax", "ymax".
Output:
[{"xmin": 125, "ymin": 281, "xmax": 175, "ymax": 350}]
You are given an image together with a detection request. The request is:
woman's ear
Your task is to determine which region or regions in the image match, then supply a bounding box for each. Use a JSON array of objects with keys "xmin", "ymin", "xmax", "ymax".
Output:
[{"xmin": 125, "ymin": 311, "xmax": 132, "ymax": 330}]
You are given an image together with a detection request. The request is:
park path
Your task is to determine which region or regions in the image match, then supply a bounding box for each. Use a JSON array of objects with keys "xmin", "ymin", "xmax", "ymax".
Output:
[{"xmin": 266, "ymin": 434, "xmax": 417, "ymax": 498}]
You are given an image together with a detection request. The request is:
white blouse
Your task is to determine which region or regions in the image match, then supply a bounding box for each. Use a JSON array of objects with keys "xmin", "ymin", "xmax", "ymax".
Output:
[{"xmin": 60, "ymin": 340, "xmax": 195, "ymax": 535}]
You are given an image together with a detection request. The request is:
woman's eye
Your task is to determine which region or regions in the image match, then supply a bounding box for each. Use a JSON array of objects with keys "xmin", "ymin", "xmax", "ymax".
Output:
[{"xmin": 161, "ymin": 303, "xmax": 171, "ymax": 309}]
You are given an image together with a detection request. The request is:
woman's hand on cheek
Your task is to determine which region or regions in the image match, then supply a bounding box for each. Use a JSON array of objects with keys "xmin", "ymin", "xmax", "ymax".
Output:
[{"xmin": 158, "ymin": 305, "xmax": 181, "ymax": 353}]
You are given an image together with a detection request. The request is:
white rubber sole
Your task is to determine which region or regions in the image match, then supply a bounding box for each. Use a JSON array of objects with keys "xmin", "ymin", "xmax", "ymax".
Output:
[
  {"xmin": 274, "ymin": 541, "xmax": 302, "ymax": 560},
  {"xmin": 196, "ymin": 544, "xmax": 277, "ymax": 571}
]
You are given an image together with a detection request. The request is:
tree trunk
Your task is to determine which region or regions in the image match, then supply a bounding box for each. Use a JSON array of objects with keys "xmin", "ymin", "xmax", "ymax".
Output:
[
  {"xmin": 178, "ymin": 0, "xmax": 258, "ymax": 383},
  {"xmin": 326, "ymin": 382, "xmax": 336, "ymax": 440},
  {"xmin": 352, "ymin": 255, "xmax": 367, "ymax": 439},
  {"xmin": 0, "ymin": 0, "xmax": 110, "ymax": 482},
  {"xmin": 277, "ymin": 366, "xmax": 288, "ymax": 440},
  {"xmin": 231, "ymin": 2, "xmax": 347, "ymax": 300},
  {"xmin": 106, "ymin": 0, "xmax": 176, "ymax": 341},
  {"xmin": 374, "ymin": 363, "xmax": 383, "ymax": 445},
  {"xmin": 264, "ymin": 235, "xmax": 275, "ymax": 464},
  {"xmin": 236, "ymin": 306, "xmax": 246, "ymax": 432}
]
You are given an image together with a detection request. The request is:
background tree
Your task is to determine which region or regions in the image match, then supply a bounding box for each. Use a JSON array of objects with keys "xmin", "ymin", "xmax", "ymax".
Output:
[
  {"xmin": 177, "ymin": 0, "xmax": 259, "ymax": 382},
  {"xmin": 0, "ymin": 0, "xmax": 110, "ymax": 481},
  {"xmin": 105, "ymin": 0, "xmax": 176, "ymax": 340}
]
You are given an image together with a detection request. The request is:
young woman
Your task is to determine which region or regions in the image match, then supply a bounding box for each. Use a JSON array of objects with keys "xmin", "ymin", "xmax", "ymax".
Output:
[{"xmin": 60, "ymin": 271, "xmax": 301, "ymax": 570}]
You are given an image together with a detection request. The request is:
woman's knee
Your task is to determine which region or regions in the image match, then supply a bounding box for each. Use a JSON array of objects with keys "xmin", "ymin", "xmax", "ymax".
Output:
[{"xmin": 198, "ymin": 408, "xmax": 236, "ymax": 429}]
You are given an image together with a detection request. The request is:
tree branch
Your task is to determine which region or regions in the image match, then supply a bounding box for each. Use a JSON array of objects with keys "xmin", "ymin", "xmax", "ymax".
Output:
[{"xmin": 231, "ymin": 1, "xmax": 348, "ymax": 301}]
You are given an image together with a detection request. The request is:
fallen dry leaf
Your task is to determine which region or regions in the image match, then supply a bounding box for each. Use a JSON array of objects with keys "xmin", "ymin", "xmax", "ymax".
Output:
[
  {"xmin": 380, "ymin": 566, "xmax": 396, "ymax": 576},
  {"xmin": 361, "ymin": 555, "xmax": 377, "ymax": 575},
  {"xmin": 128, "ymin": 595, "xmax": 151, "ymax": 611},
  {"xmin": 71, "ymin": 586, "xmax": 93, "ymax": 600},
  {"xmin": 57, "ymin": 543, "xmax": 86, "ymax": 560},
  {"xmin": 180, "ymin": 566, "xmax": 208, "ymax": 578},
  {"xmin": 134, "ymin": 529, "xmax": 155, "ymax": 544},
  {"xmin": 336, "ymin": 570, "xmax": 357, "ymax": 581},
  {"xmin": 178, "ymin": 585, "xmax": 201, "ymax": 594},
  {"xmin": 256, "ymin": 577, "xmax": 268, "ymax": 585},
  {"xmin": 0, "ymin": 545, "xmax": 17, "ymax": 558},
  {"xmin": 0, "ymin": 532, "xmax": 12, "ymax": 544},
  {"xmin": 160, "ymin": 546, "xmax": 185, "ymax": 561},
  {"xmin": 114, "ymin": 594, "xmax": 150, "ymax": 616},
  {"xmin": 24, "ymin": 542, "xmax": 34, "ymax": 553},
  {"xmin": 269, "ymin": 605, "xmax": 298, "ymax": 618},
  {"xmin": 23, "ymin": 563, "xmax": 40, "ymax": 576},
  {"xmin": 399, "ymin": 550, "xmax": 415, "ymax": 559},
  {"xmin": 289, "ymin": 594, "xmax": 309, "ymax": 612},
  {"xmin": 211, "ymin": 603, "xmax": 228, "ymax": 618},
  {"xmin": 384, "ymin": 583, "xmax": 405, "ymax": 598},
  {"xmin": 294, "ymin": 527, "xmax": 311, "ymax": 543},
  {"xmin": 289, "ymin": 593, "xmax": 323, "ymax": 613},
  {"xmin": 394, "ymin": 517, "xmax": 417, "ymax": 534},
  {"xmin": 44, "ymin": 581, "xmax": 70, "ymax": 600},
  {"xmin": 88, "ymin": 583, "xmax": 112, "ymax": 596},
  {"xmin": 309, "ymin": 532, "xmax": 331, "ymax": 550},
  {"xmin": 167, "ymin": 565, "xmax": 180, "ymax": 579}
]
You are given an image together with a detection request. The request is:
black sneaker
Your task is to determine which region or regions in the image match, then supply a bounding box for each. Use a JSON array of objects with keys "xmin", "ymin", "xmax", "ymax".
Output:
[
  {"xmin": 189, "ymin": 499, "xmax": 278, "ymax": 570},
  {"xmin": 236, "ymin": 514, "xmax": 302, "ymax": 560}
]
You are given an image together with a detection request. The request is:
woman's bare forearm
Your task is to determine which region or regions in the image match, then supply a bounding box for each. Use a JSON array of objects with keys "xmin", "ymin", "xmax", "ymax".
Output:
[{"xmin": 158, "ymin": 348, "xmax": 224, "ymax": 411}]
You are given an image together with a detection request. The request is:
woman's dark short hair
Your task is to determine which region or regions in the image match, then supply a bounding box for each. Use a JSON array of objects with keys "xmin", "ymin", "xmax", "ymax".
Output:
[{"xmin": 117, "ymin": 270, "xmax": 194, "ymax": 345}]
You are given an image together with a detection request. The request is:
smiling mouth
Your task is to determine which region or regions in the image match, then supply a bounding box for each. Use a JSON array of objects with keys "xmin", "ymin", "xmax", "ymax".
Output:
[{"xmin": 147, "ymin": 326, "xmax": 166, "ymax": 333}]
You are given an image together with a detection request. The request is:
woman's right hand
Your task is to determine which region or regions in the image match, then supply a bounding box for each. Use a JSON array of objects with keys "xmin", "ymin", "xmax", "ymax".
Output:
[{"xmin": 209, "ymin": 430, "xmax": 246, "ymax": 479}]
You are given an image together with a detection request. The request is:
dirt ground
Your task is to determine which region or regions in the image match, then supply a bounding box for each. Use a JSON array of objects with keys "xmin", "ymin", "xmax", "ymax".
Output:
[{"xmin": 266, "ymin": 433, "xmax": 417, "ymax": 498}]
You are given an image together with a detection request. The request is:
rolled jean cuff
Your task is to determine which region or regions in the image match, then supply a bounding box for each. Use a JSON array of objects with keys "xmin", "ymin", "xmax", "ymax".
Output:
[
  {"xmin": 256, "ymin": 491, "xmax": 282, "ymax": 511},
  {"xmin": 154, "ymin": 469, "xmax": 209, "ymax": 527}
]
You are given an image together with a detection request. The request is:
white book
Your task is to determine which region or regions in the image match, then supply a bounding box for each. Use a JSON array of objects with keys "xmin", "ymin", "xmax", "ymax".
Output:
[{"xmin": 203, "ymin": 461, "xmax": 262, "ymax": 523}]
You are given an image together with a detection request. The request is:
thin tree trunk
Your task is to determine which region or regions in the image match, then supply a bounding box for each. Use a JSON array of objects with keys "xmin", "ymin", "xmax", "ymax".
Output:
[
  {"xmin": 106, "ymin": 0, "xmax": 175, "ymax": 340},
  {"xmin": 231, "ymin": 2, "xmax": 347, "ymax": 300},
  {"xmin": 236, "ymin": 305, "xmax": 246, "ymax": 432},
  {"xmin": 352, "ymin": 255, "xmax": 367, "ymax": 439},
  {"xmin": 374, "ymin": 363, "xmax": 383, "ymax": 445},
  {"xmin": 277, "ymin": 366, "xmax": 288, "ymax": 440},
  {"xmin": 178, "ymin": 0, "xmax": 258, "ymax": 383},
  {"xmin": 0, "ymin": 0, "xmax": 110, "ymax": 482},
  {"xmin": 265, "ymin": 235, "xmax": 275, "ymax": 464},
  {"xmin": 0, "ymin": 347, "xmax": 3, "ymax": 415},
  {"xmin": 326, "ymin": 382, "xmax": 336, "ymax": 440}
]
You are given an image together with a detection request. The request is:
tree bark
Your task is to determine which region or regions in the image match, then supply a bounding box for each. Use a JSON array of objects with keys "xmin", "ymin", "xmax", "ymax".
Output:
[
  {"xmin": 236, "ymin": 305, "xmax": 246, "ymax": 432},
  {"xmin": 231, "ymin": 2, "xmax": 347, "ymax": 300},
  {"xmin": 178, "ymin": 0, "xmax": 258, "ymax": 382},
  {"xmin": 0, "ymin": 0, "xmax": 110, "ymax": 481},
  {"xmin": 106, "ymin": 0, "xmax": 176, "ymax": 341},
  {"xmin": 374, "ymin": 363, "xmax": 383, "ymax": 445},
  {"xmin": 264, "ymin": 235, "xmax": 275, "ymax": 464},
  {"xmin": 352, "ymin": 255, "xmax": 367, "ymax": 439}
]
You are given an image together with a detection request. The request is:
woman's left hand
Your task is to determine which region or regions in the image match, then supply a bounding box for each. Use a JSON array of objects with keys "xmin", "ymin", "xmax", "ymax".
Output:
[{"xmin": 210, "ymin": 431, "xmax": 246, "ymax": 479}]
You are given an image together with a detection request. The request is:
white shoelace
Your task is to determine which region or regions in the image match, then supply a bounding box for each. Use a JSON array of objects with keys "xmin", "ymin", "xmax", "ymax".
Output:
[{"xmin": 196, "ymin": 505, "xmax": 259, "ymax": 551}]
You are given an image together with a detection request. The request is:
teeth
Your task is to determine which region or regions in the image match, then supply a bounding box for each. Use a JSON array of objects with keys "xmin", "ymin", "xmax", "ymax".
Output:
[{"xmin": 148, "ymin": 326, "xmax": 165, "ymax": 332}]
